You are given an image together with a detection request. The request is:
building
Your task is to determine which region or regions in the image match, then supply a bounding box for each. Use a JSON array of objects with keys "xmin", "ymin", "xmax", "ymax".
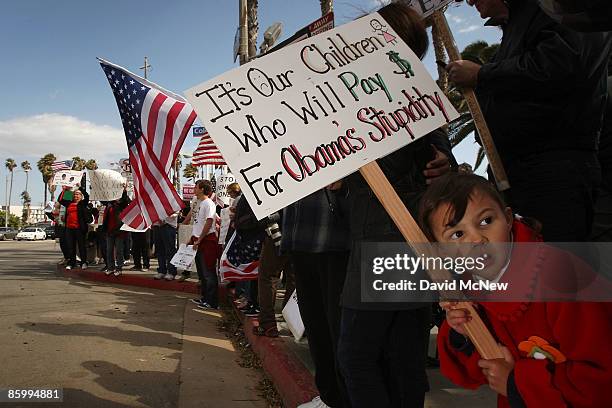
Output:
[{"xmin": 1, "ymin": 205, "xmax": 47, "ymax": 224}]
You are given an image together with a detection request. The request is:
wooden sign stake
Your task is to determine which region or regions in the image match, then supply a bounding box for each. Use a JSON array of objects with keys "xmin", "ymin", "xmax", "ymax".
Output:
[
  {"xmin": 359, "ymin": 161, "xmax": 504, "ymax": 359},
  {"xmin": 431, "ymin": 10, "xmax": 510, "ymax": 191}
]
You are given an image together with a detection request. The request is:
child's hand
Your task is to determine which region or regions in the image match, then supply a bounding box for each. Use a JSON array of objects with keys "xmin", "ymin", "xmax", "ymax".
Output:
[
  {"xmin": 478, "ymin": 345, "xmax": 515, "ymax": 396},
  {"xmin": 440, "ymin": 301, "xmax": 472, "ymax": 336}
]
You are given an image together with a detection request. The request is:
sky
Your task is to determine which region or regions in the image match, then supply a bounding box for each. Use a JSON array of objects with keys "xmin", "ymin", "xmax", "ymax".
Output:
[{"xmin": 0, "ymin": 0, "xmax": 502, "ymax": 208}]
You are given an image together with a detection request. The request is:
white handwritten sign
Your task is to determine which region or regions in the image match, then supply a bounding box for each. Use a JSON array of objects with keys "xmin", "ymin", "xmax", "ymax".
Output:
[
  {"xmin": 409, "ymin": 0, "xmax": 454, "ymax": 18},
  {"xmin": 170, "ymin": 244, "xmax": 198, "ymax": 270},
  {"xmin": 214, "ymin": 172, "xmax": 236, "ymax": 206},
  {"xmin": 185, "ymin": 12, "xmax": 458, "ymax": 219},
  {"xmin": 52, "ymin": 170, "xmax": 82, "ymax": 188},
  {"xmin": 88, "ymin": 169, "xmax": 125, "ymax": 201}
]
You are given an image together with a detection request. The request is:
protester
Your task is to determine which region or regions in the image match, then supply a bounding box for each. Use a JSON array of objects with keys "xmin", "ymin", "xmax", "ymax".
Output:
[
  {"xmin": 253, "ymin": 210, "xmax": 295, "ymax": 338},
  {"xmin": 336, "ymin": 4, "xmax": 457, "ymax": 408},
  {"xmin": 178, "ymin": 181, "xmax": 203, "ymax": 282},
  {"xmin": 130, "ymin": 230, "xmax": 150, "ymax": 272},
  {"xmin": 47, "ymin": 201, "xmax": 69, "ymax": 264},
  {"xmin": 189, "ymin": 180, "xmax": 219, "ymax": 309},
  {"xmin": 281, "ymin": 188, "xmax": 351, "ymax": 408},
  {"xmin": 60, "ymin": 186, "xmax": 93, "ymax": 270},
  {"xmin": 153, "ymin": 212, "xmax": 179, "ymax": 280},
  {"xmin": 102, "ymin": 190, "xmax": 130, "ymax": 276},
  {"xmin": 447, "ymin": 0, "xmax": 612, "ymax": 241},
  {"xmin": 96, "ymin": 203, "xmax": 108, "ymax": 269},
  {"xmin": 419, "ymin": 173, "xmax": 612, "ymax": 407}
]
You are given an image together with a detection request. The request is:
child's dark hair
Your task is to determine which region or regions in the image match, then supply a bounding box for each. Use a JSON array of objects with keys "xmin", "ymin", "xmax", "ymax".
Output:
[
  {"xmin": 378, "ymin": 2, "xmax": 428, "ymax": 58},
  {"xmin": 418, "ymin": 173, "xmax": 506, "ymax": 241}
]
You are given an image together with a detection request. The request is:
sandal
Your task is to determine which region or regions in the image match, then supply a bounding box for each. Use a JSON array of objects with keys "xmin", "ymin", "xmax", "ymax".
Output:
[{"xmin": 253, "ymin": 325, "xmax": 279, "ymax": 338}]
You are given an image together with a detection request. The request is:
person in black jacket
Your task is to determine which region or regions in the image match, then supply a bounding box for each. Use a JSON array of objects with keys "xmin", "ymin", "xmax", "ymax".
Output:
[
  {"xmin": 101, "ymin": 189, "xmax": 130, "ymax": 275},
  {"xmin": 447, "ymin": 0, "xmax": 612, "ymax": 242},
  {"xmin": 60, "ymin": 186, "xmax": 93, "ymax": 269},
  {"xmin": 336, "ymin": 4, "xmax": 458, "ymax": 408}
]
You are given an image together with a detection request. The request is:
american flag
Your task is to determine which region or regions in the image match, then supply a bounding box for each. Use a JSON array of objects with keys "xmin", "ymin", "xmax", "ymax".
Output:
[
  {"xmin": 98, "ymin": 58, "xmax": 196, "ymax": 229},
  {"xmin": 51, "ymin": 160, "xmax": 74, "ymax": 172},
  {"xmin": 192, "ymin": 131, "xmax": 226, "ymax": 166}
]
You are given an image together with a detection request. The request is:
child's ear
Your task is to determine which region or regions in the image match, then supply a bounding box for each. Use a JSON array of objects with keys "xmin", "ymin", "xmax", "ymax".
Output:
[{"xmin": 504, "ymin": 207, "xmax": 513, "ymax": 228}]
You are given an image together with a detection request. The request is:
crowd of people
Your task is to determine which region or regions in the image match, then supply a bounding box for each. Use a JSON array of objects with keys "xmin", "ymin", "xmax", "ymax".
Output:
[{"xmin": 45, "ymin": 1, "xmax": 612, "ymax": 407}]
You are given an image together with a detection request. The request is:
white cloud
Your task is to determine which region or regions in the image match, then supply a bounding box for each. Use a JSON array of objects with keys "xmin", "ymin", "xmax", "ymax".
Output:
[
  {"xmin": 0, "ymin": 113, "xmax": 127, "ymax": 165},
  {"xmin": 446, "ymin": 12, "xmax": 465, "ymax": 24},
  {"xmin": 459, "ymin": 25, "xmax": 481, "ymax": 33}
]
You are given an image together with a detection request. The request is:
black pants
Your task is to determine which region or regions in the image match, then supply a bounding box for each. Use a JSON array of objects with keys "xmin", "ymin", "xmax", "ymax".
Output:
[
  {"xmin": 131, "ymin": 231, "xmax": 150, "ymax": 269},
  {"xmin": 337, "ymin": 307, "xmax": 431, "ymax": 408},
  {"xmin": 292, "ymin": 251, "xmax": 350, "ymax": 408},
  {"xmin": 56, "ymin": 226, "xmax": 69, "ymax": 259},
  {"xmin": 65, "ymin": 227, "xmax": 86, "ymax": 267},
  {"xmin": 504, "ymin": 153, "xmax": 600, "ymax": 242}
]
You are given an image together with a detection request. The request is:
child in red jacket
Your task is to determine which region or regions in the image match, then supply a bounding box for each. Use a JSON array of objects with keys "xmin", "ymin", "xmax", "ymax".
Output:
[{"xmin": 418, "ymin": 173, "xmax": 612, "ymax": 408}]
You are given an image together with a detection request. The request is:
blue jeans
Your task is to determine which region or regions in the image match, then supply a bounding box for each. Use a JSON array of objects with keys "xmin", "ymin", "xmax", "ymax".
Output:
[
  {"xmin": 155, "ymin": 224, "xmax": 177, "ymax": 275},
  {"xmin": 106, "ymin": 234, "xmax": 125, "ymax": 270}
]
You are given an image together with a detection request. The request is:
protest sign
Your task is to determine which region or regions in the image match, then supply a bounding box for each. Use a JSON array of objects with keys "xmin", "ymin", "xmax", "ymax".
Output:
[
  {"xmin": 183, "ymin": 184, "xmax": 195, "ymax": 200},
  {"xmin": 409, "ymin": 0, "xmax": 454, "ymax": 18},
  {"xmin": 214, "ymin": 172, "xmax": 236, "ymax": 206},
  {"xmin": 282, "ymin": 290, "xmax": 305, "ymax": 341},
  {"xmin": 52, "ymin": 170, "xmax": 82, "ymax": 188},
  {"xmin": 185, "ymin": 12, "xmax": 458, "ymax": 219},
  {"xmin": 170, "ymin": 244, "xmax": 198, "ymax": 270},
  {"xmin": 218, "ymin": 207, "xmax": 231, "ymax": 244},
  {"xmin": 178, "ymin": 224, "xmax": 192, "ymax": 246},
  {"xmin": 88, "ymin": 169, "xmax": 125, "ymax": 201}
]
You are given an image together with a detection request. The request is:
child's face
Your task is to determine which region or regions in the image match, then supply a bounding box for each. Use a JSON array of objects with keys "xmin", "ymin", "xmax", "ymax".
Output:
[{"xmin": 429, "ymin": 191, "xmax": 513, "ymax": 279}]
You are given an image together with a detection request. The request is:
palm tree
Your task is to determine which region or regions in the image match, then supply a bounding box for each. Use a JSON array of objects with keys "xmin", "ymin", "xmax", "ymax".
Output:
[
  {"xmin": 247, "ymin": 0, "xmax": 259, "ymax": 60},
  {"xmin": 183, "ymin": 163, "xmax": 199, "ymax": 182},
  {"xmin": 5, "ymin": 159, "xmax": 17, "ymax": 224},
  {"xmin": 37, "ymin": 153, "xmax": 56, "ymax": 203},
  {"xmin": 84, "ymin": 159, "xmax": 98, "ymax": 170},
  {"xmin": 71, "ymin": 156, "xmax": 86, "ymax": 171},
  {"xmin": 320, "ymin": 0, "xmax": 333, "ymax": 15},
  {"xmin": 20, "ymin": 161, "xmax": 32, "ymax": 221},
  {"xmin": 21, "ymin": 191, "xmax": 31, "ymax": 224},
  {"xmin": 447, "ymin": 40, "xmax": 499, "ymax": 170}
]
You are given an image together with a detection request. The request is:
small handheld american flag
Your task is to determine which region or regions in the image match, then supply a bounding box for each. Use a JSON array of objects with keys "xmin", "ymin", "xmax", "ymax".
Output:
[
  {"xmin": 51, "ymin": 160, "xmax": 74, "ymax": 172},
  {"xmin": 98, "ymin": 58, "xmax": 196, "ymax": 228}
]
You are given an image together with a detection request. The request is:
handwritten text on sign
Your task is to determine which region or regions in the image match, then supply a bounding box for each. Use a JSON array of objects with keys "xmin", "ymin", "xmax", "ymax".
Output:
[
  {"xmin": 88, "ymin": 169, "xmax": 126, "ymax": 201},
  {"xmin": 185, "ymin": 12, "xmax": 458, "ymax": 219}
]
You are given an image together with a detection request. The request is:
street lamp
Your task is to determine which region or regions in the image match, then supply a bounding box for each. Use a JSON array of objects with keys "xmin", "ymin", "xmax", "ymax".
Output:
[{"xmin": 260, "ymin": 22, "xmax": 283, "ymax": 54}]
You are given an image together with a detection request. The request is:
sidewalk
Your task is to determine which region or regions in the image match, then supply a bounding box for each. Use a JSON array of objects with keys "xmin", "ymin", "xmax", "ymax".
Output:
[{"xmin": 58, "ymin": 263, "xmax": 496, "ymax": 408}]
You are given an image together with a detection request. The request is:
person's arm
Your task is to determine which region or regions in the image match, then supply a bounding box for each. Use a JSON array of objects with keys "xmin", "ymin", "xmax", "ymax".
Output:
[
  {"xmin": 509, "ymin": 303, "xmax": 612, "ymax": 407},
  {"xmin": 182, "ymin": 209, "xmax": 193, "ymax": 225},
  {"xmin": 193, "ymin": 218, "xmax": 214, "ymax": 248}
]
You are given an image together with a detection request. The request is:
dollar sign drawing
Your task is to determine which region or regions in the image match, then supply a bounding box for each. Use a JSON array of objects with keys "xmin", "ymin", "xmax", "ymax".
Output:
[{"xmin": 387, "ymin": 51, "xmax": 415, "ymax": 78}]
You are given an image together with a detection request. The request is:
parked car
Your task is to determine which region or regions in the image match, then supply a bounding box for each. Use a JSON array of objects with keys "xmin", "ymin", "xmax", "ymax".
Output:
[
  {"xmin": 0, "ymin": 227, "xmax": 18, "ymax": 240},
  {"xmin": 15, "ymin": 227, "xmax": 46, "ymax": 241},
  {"xmin": 44, "ymin": 226, "xmax": 56, "ymax": 240}
]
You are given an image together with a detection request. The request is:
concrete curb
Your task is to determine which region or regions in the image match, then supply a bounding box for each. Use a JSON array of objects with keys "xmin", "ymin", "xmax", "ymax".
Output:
[
  {"xmin": 57, "ymin": 264, "xmax": 318, "ymax": 407},
  {"xmin": 231, "ymin": 305, "xmax": 318, "ymax": 408},
  {"xmin": 57, "ymin": 265, "xmax": 199, "ymax": 294}
]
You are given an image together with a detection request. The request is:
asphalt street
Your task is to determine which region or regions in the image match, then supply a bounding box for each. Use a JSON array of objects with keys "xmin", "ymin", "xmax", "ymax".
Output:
[{"xmin": 0, "ymin": 240, "xmax": 266, "ymax": 408}]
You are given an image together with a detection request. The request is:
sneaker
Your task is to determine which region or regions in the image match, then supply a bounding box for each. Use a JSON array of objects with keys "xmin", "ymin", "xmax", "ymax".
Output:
[
  {"xmin": 177, "ymin": 274, "xmax": 188, "ymax": 282},
  {"xmin": 191, "ymin": 298, "xmax": 204, "ymax": 306},
  {"xmin": 141, "ymin": 267, "xmax": 149, "ymax": 272},
  {"xmin": 129, "ymin": 266, "xmax": 142, "ymax": 271},
  {"xmin": 65, "ymin": 265, "xmax": 72, "ymax": 270},
  {"xmin": 297, "ymin": 396, "xmax": 330, "ymax": 408},
  {"xmin": 104, "ymin": 269, "xmax": 114, "ymax": 276},
  {"xmin": 197, "ymin": 302, "xmax": 218, "ymax": 310},
  {"xmin": 243, "ymin": 305, "xmax": 260, "ymax": 317},
  {"xmin": 100, "ymin": 266, "xmax": 109, "ymax": 272},
  {"xmin": 154, "ymin": 272, "xmax": 164, "ymax": 280},
  {"xmin": 164, "ymin": 273, "xmax": 175, "ymax": 281},
  {"xmin": 113, "ymin": 270, "xmax": 122, "ymax": 277},
  {"xmin": 81, "ymin": 263, "xmax": 88, "ymax": 270}
]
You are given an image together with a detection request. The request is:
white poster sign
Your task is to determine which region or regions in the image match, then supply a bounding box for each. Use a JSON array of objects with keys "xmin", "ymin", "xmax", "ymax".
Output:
[
  {"xmin": 88, "ymin": 169, "xmax": 125, "ymax": 201},
  {"xmin": 170, "ymin": 244, "xmax": 198, "ymax": 270},
  {"xmin": 282, "ymin": 290, "xmax": 305, "ymax": 341},
  {"xmin": 52, "ymin": 170, "xmax": 82, "ymax": 188},
  {"xmin": 218, "ymin": 207, "xmax": 231, "ymax": 244},
  {"xmin": 214, "ymin": 172, "xmax": 236, "ymax": 206},
  {"xmin": 185, "ymin": 12, "xmax": 458, "ymax": 219},
  {"xmin": 408, "ymin": 0, "xmax": 454, "ymax": 18}
]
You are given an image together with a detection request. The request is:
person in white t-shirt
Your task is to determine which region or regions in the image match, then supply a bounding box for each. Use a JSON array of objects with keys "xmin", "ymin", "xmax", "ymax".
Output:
[
  {"xmin": 189, "ymin": 180, "xmax": 219, "ymax": 309},
  {"xmin": 178, "ymin": 189, "xmax": 203, "ymax": 281}
]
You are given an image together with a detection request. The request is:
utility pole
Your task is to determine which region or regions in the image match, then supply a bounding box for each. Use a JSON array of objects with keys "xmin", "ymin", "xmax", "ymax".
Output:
[
  {"xmin": 4, "ymin": 175, "xmax": 8, "ymax": 229},
  {"xmin": 239, "ymin": 0, "xmax": 248, "ymax": 65},
  {"xmin": 140, "ymin": 56, "xmax": 151, "ymax": 79}
]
